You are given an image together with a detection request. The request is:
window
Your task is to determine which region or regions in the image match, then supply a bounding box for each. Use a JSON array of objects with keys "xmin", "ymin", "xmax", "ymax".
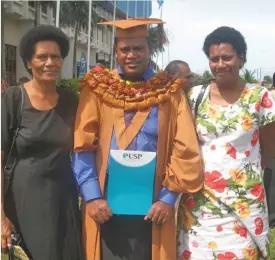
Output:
[
  {"xmin": 52, "ymin": 5, "xmax": 56, "ymax": 18},
  {"xmin": 28, "ymin": 1, "xmax": 35, "ymax": 8},
  {"xmin": 5, "ymin": 45, "xmax": 17, "ymax": 86},
  {"xmin": 41, "ymin": 2, "xmax": 47, "ymax": 14},
  {"xmin": 82, "ymin": 23, "xmax": 87, "ymax": 33}
]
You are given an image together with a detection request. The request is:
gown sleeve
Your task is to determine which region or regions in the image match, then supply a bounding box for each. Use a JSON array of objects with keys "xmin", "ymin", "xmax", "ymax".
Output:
[
  {"xmin": 162, "ymin": 93, "xmax": 204, "ymax": 193},
  {"xmin": 73, "ymin": 86, "xmax": 102, "ymax": 201},
  {"xmin": 74, "ymin": 86, "xmax": 101, "ymax": 152}
]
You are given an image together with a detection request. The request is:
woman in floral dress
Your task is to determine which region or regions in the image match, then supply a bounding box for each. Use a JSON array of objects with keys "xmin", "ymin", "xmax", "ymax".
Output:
[{"xmin": 178, "ymin": 26, "xmax": 275, "ymax": 260}]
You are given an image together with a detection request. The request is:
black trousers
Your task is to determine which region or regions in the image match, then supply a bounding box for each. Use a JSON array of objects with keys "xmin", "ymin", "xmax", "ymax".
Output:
[{"xmin": 100, "ymin": 215, "xmax": 152, "ymax": 260}]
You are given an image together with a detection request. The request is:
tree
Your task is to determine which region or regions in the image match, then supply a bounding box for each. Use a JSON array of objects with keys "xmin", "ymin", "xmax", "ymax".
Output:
[
  {"xmin": 202, "ymin": 70, "xmax": 213, "ymax": 84},
  {"xmin": 241, "ymin": 69, "xmax": 257, "ymax": 83},
  {"xmin": 60, "ymin": 1, "xmax": 101, "ymax": 78},
  {"xmin": 33, "ymin": 1, "xmax": 41, "ymax": 27},
  {"xmin": 1, "ymin": 1, "xmax": 6, "ymax": 80},
  {"xmin": 33, "ymin": 1, "xmax": 53, "ymax": 27},
  {"xmin": 148, "ymin": 25, "xmax": 168, "ymax": 58},
  {"xmin": 150, "ymin": 59, "xmax": 160, "ymax": 72},
  {"xmin": 148, "ymin": 25, "xmax": 168, "ymax": 71},
  {"xmin": 263, "ymin": 75, "xmax": 272, "ymax": 84},
  {"xmin": 192, "ymin": 73, "xmax": 204, "ymax": 86}
]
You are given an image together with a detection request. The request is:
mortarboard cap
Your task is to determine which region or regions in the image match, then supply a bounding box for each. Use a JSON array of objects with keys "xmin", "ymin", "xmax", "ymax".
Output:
[{"xmin": 98, "ymin": 18, "xmax": 165, "ymax": 38}]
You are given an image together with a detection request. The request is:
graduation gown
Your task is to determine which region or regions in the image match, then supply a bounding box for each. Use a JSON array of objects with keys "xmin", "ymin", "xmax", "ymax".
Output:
[{"xmin": 74, "ymin": 68, "xmax": 204, "ymax": 260}]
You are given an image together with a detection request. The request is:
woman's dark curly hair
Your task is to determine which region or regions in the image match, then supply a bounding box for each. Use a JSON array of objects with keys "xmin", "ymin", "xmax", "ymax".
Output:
[
  {"xmin": 19, "ymin": 25, "xmax": 69, "ymax": 74},
  {"xmin": 203, "ymin": 26, "xmax": 247, "ymax": 63}
]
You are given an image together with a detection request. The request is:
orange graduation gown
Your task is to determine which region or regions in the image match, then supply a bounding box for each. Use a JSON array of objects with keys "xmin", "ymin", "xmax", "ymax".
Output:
[{"xmin": 74, "ymin": 70, "xmax": 204, "ymax": 260}]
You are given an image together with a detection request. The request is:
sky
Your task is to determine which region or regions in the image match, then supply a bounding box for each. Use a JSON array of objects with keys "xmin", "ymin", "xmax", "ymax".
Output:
[{"xmin": 151, "ymin": 0, "xmax": 275, "ymax": 79}]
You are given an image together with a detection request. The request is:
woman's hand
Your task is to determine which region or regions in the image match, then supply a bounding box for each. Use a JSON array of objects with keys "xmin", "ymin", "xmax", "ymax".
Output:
[{"xmin": 1, "ymin": 213, "xmax": 14, "ymax": 253}]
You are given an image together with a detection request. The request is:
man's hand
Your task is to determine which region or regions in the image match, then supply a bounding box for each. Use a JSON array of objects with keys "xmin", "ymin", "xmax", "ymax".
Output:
[
  {"xmin": 144, "ymin": 201, "xmax": 172, "ymax": 225},
  {"xmin": 1, "ymin": 215, "xmax": 14, "ymax": 253},
  {"xmin": 86, "ymin": 199, "xmax": 113, "ymax": 224}
]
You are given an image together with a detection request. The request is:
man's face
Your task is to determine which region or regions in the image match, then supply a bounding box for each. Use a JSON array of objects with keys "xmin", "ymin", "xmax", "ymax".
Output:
[
  {"xmin": 115, "ymin": 37, "xmax": 150, "ymax": 81},
  {"xmin": 176, "ymin": 64, "xmax": 193, "ymax": 90}
]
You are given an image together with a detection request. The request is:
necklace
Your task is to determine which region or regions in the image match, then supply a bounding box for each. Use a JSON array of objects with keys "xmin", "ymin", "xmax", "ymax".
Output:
[{"xmin": 80, "ymin": 66, "xmax": 183, "ymax": 111}]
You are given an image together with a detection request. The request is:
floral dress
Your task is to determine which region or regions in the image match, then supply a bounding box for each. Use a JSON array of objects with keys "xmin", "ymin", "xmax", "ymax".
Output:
[{"xmin": 177, "ymin": 84, "xmax": 275, "ymax": 260}]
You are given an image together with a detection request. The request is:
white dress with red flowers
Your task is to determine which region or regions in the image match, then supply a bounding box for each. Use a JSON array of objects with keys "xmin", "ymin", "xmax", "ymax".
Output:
[{"xmin": 177, "ymin": 84, "xmax": 275, "ymax": 260}]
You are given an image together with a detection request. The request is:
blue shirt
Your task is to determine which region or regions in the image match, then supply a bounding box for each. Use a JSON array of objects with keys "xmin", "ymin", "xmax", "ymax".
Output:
[{"xmin": 72, "ymin": 66, "xmax": 178, "ymax": 206}]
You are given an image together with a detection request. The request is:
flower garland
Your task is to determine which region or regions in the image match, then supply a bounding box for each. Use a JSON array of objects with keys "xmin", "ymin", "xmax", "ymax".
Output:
[{"xmin": 79, "ymin": 65, "xmax": 183, "ymax": 111}]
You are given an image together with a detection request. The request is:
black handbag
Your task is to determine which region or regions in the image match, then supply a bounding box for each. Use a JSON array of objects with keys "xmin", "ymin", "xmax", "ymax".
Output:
[{"xmin": 194, "ymin": 84, "xmax": 207, "ymax": 118}]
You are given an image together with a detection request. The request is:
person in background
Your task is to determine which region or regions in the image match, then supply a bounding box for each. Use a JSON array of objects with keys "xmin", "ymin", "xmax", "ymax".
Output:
[
  {"xmin": 1, "ymin": 25, "xmax": 83, "ymax": 260},
  {"xmin": 177, "ymin": 26, "xmax": 275, "ymax": 259},
  {"xmin": 165, "ymin": 60, "xmax": 193, "ymax": 93},
  {"xmin": 73, "ymin": 18, "xmax": 203, "ymax": 260},
  {"xmin": 1, "ymin": 80, "xmax": 8, "ymax": 94}
]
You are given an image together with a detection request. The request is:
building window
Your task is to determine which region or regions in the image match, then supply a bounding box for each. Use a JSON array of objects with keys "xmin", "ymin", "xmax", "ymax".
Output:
[
  {"xmin": 41, "ymin": 2, "xmax": 48, "ymax": 14},
  {"xmin": 97, "ymin": 28, "xmax": 100, "ymax": 42},
  {"xmin": 52, "ymin": 4, "xmax": 56, "ymax": 18},
  {"xmin": 28, "ymin": 1, "xmax": 35, "ymax": 8},
  {"xmin": 5, "ymin": 45, "xmax": 17, "ymax": 86},
  {"xmin": 82, "ymin": 23, "xmax": 87, "ymax": 33}
]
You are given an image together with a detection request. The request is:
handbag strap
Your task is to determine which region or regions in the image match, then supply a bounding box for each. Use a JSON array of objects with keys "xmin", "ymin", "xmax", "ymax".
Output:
[
  {"xmin": 194, "ymin": 84, "xmax": 207, "ymax": 118},
  {"xmin": 4, "ymin": 86, "xmax": 24, "ymax": 171}
]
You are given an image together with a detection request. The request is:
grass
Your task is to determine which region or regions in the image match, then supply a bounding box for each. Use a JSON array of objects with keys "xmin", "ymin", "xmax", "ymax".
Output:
[
  {"xmin": 271, "ymin": 228, "xmax": 275, "ymax": 259},
  {"xmin": 1, "ymin": 228, "xmax": 275, "ymax": 259}
]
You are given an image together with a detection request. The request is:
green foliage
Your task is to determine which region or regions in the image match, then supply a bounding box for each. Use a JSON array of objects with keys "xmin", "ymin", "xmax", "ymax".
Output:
[
  {"xmin": 60, "ymin": 1, "xmax": 101, "ymax": 29},
  {"xmin": 263, "ymin": 75, "xmax": 272, "ymax": 84},
  {"xmin": 191, "ymin": 71, "xmax": 212, "ymax": 86},
  {"xmin": 57, "ymin": 79, "xmax": 80, "ymax": 98},
  {"xmin": 148, "ymin": 25, "xmax": 168, "ymax": 58},
  {"xmin": 150, "ymin": 59, "xmax": 160, "ymax": 72},
  {"xmin": 192, "ymin": 73, "xmax": 204, "ymax": 86},
  {"xmin": 241, "ymin": 69, "xmax": 258, "ymax": 83},
  {"xmin": 202, "ymin": 70, "xmax": 213, "ymax": 84},
  {"xmin": 59, "ymin": 1, "xmax": 101, "ymax": 78},
  {"xmin": 271, "ymin": 228, "xmax": 275, "ymax": 259}
]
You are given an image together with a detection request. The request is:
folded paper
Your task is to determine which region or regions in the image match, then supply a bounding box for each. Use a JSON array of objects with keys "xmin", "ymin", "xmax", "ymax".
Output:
[{"xmin": 107, "ymin": 150, "xmax": 156, "ymax": 215}]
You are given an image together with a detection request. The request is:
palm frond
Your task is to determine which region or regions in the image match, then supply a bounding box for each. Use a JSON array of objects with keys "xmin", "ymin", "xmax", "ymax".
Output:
[{"xmin": 148, "ymin": 25, "xmax": 169, "ymax": 57}]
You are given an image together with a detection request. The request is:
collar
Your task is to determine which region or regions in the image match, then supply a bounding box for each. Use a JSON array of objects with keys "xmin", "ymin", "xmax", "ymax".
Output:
[{"xmin": 117, "ymin": 65, "xmax": 155, "ymax": 81}]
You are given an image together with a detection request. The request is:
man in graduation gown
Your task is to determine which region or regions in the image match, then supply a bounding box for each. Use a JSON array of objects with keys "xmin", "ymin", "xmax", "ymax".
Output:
[{"xmin": 73, "ymin": 18, "xmax": 204, "ymax": 260}]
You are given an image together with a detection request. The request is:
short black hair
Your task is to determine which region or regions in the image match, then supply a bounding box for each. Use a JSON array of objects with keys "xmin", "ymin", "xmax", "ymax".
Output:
[
  {"xmin": 203, "ymin": 26, "xmax": 247, "ymax": 63},
  {"xmin": 19, "ymin": 25, "xmax": 69, "ymax": 74},
  {"xmin": 165, "ymin": 60, "xmax": 189, "ymax": 76}
]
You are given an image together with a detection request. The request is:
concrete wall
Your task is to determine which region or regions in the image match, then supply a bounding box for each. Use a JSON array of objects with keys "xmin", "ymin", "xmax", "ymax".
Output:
[
  {"xmin": 3, "ymin": 18, "xmax": 34, "ymax": 82},
  {"xmin": 2, "ymin": 1, "xmax": 125, "ymax": 83}
]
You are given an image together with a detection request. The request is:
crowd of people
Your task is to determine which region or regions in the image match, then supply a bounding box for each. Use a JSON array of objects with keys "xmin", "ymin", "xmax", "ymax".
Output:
[{"xmin": 1, "ymin": 17, "xmax": 275, "ymax": 260}]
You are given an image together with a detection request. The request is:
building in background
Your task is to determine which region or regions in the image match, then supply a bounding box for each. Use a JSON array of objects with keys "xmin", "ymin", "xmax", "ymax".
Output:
[
  {"xmin": 1, "ymin": 0, "xmax": 131, "ymax": 84},
  {"xmin": 117, "ymin": 0, "xmax": 152, "ymax": 18}
]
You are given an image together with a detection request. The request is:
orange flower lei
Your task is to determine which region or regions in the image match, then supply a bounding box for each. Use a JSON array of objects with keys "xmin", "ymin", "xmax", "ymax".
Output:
[{"xmin": 79, "ymin": 65, "xmax": 183, "ymax": 111}]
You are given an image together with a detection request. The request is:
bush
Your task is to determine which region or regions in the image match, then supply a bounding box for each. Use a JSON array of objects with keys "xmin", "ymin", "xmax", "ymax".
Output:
[{"xmin": 57, "ymin": 79, "xmax": 80, "ymax": 98}]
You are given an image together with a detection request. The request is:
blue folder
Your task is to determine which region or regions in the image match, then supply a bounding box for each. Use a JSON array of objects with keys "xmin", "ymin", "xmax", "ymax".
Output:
[{"xmin": 107, "ymin": 150, "xmax": 156, "ymax": 215}]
